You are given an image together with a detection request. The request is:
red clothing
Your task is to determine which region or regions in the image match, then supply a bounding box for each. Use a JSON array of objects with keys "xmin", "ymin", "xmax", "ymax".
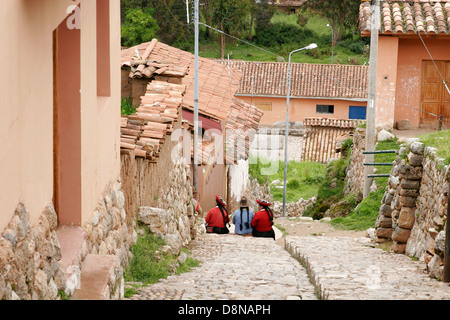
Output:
[
  {"xmin": 205, "ymin": 206, "xmax": 230, "ymax": 228},
  {"xmin": 251, "ymin": 209, "xmax": 273, "ymax": 232}
]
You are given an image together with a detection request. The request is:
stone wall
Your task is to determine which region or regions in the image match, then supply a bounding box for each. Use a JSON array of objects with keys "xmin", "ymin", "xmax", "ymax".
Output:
[
  {"xmin": 272, "ymin": 197, "xmax": 316, "ymax": 218},
  {"xmin": 137, "ymin": 156, "xmax": 201, "ymax": 247},
  {"xmin": 344, "ymin": 127, "xmax": 366, "ymax": 198},
  {"xmin": 406, "ymin": 146, "xmax": 449, "ymax": 279},
  {"xmin": 0, "ymin": 177, "xmax": 130, "ymax": 300},
  {"xmin": 373, "ymin": 138, "xmax": 450, "ymax": 279},
  {"xmin": 0, "ymin": 202, "xmax": 64, "ymax": 300}
]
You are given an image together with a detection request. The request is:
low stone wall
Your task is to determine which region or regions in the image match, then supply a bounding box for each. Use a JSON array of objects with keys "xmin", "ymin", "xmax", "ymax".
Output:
[
  {"xmin": 137, "ymin": 157, "xmax": 201, "ymax": 247},
  {"xmin": 272, "ymin": 197, "xmax": 316, "ymax": 218},
  {"xmin": 344, "ymin": 127, "xmax": 366, "ymax": 198},
  {"xmin": 0, "ymin": 177, "xmax": 130, "ymax": 300},
  {"xmin": 373, "ymin": 138, "xmax": 449, "ymax": 279},
  {"xmin": 406, "ymin": 146, "xmax": 449, "ymax": 279},
  {"xmin": 0, "ymin": 202, "xmax": 64, "ymax": 300}
]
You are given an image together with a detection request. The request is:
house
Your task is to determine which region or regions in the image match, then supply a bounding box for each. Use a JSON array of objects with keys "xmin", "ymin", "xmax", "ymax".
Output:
[
  {"xmin": 359, "ymin": 0, "xmax": 450, "ymax": 129},
  {"xmin": 274, "ymin": 0, "xmax": 308, "ymax": 14},
  {"xmin": 0, "ymin": 0, "xmax": 128, "ymax": 300},
  {"xmin": 217, "ymin": 60, "xmax": 369, "ymax": 125},
  {"xmin": 120, "ymin": 39, "xmax": 263, "ymax": 213}
]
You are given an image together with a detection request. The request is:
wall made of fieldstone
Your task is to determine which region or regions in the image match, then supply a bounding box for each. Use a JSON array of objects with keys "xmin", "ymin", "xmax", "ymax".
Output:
[
  {"xmin": 373, "ymin": 138, "xmax": 449, "ymax": 280},
  {"xmin": 344, "ymin": 127, "xmax": 366, "ymax": 198},
  {"xmin": 0, "ymin": 177, "xmax": 130, "ymax": 300}
]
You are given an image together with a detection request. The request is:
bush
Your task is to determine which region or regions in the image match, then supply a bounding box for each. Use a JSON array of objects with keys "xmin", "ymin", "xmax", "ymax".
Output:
[{"xmin": 255, "ymin": 23, "xmax": 315, "ymax": 47}]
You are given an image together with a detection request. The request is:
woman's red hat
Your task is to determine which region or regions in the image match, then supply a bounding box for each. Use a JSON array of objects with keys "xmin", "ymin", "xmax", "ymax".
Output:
[
  {"xmin": 256, "ymin": 199, "xmax": 271, "ymax": 207},
  {"xmin": 215, "ymin": 195, "xmax": 226, "ymax": 206}
]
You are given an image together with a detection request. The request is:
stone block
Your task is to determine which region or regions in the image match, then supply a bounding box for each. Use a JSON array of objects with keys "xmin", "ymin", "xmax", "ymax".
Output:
[
  {"xmin": 375, "ymin": 227, "xmax": 393, "ymax": 239},
  {"xmin": 397, "ymin": 207, "xmax": 415, "ymax": 229},
  {"xmin": 379, "ymin": 204, "xmax": 393, "ymax": 217},
  {"xmin": 392, "ymin": 227, "xmax": 411, "ymax": 243},
  {"xmin": 400, "ymin": 179, "xmax": 420, "ymax": 190},
  {"xmin": 392, "ymin": 242, "xmax": 406, "ymax": 254},
  {"xmin": 138, "ymin": 207, "xmax": 167, "ymax": 235},
  {"xmin": 375, "ymin": 215, "xmax": 392, "ymax": 228},
  {"xmin": 399, "ymin": 188, "xmax": 419, "ymax": 197},
  {"xmin": 434, "ymin": 231, "xmax": 446, "ymax": 258},
  {"xmin": 398, "ymin": 196, "xmax": 417, "ymax": 207},
  {"xmin": 407, "ymin": 152, "xmax": 423, "ymax": 167}
]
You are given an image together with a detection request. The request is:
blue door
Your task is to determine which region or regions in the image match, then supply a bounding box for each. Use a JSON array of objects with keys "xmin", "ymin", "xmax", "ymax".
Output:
[{"xmin": 349, "ymin": 106, "xmax": 367, "ymax": 120}]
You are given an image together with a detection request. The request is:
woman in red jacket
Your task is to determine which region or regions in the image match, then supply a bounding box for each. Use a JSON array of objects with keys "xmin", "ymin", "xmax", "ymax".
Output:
[
  {"xmin": 205, "ymin": 195, "xmax": 230, "ymax": 234},
  {"xmin": 251, "ymin": 199, "xmax": 275, "ymax": 240}
]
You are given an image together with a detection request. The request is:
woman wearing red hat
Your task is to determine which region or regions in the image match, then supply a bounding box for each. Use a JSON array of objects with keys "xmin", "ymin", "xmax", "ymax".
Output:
[
  {"xmin": 251, "ymin": 199, "xmax": 275, "ymax": 240},
  {"xmin": 205, "ymin": 195, "xmax": 230, "ymax": 234}
]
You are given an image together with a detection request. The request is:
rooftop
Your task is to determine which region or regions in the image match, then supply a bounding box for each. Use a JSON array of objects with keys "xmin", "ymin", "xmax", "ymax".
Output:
[
  {"xmin": 359, "ymin": 0, "xmax": 450, "ymax": 36},
  {"xmin": 215, "ymin": 60, "xmax": 368, "ymax": 100}
]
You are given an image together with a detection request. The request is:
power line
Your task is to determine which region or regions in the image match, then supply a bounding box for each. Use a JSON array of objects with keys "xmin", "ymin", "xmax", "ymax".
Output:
[{"xmin": 199, "ymin": 22, "xmax": 285, "ymax": 61}]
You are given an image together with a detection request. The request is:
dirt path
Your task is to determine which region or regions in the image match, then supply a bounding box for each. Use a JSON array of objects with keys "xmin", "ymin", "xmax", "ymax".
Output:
[{"xmin": 274, "ymin": 217, "xmax": 368, "ymax": 246}]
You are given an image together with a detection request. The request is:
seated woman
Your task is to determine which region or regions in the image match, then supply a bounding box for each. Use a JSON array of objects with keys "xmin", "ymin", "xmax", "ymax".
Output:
[
  {"xmin": 232, "ymin": 196, "xmax": 254, "ymax": 236},
  {"xmin": 205, "ymin": 195, "xmax": 230, "ymax": 234},
  {"xmin": 251, "ymin": 199, "xmax": 275, "ymax": 240}
]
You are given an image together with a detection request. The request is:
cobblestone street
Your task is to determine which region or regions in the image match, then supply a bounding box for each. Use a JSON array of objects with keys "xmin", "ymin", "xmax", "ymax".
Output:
[{"xmin": 126, "ymin": 223, "xmax": 450, "ymax": 301}]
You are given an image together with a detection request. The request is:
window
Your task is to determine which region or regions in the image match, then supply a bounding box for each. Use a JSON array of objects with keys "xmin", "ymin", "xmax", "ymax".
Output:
[
  {"xmin": 316, "ymin": 105, "xmax": 334, "ymax": 114},
  {"xmin": 255, "ymin": 102, "xmax": 272, "ymax": 111}
]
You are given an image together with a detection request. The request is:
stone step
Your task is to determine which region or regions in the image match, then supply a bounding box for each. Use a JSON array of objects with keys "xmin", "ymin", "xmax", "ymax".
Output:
[
  {"xmin": 56, "ymin": 225, "xmax": 87, "ymax": 295},
  {"xmin": 71, "ymin": 254, "xmax": 117, "ymax": 300}
]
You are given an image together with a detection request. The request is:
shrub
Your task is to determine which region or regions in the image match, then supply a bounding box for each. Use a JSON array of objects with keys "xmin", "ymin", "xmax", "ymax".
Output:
[{"xmin": 255, "ymin": 23, "xmax": 315, "ymax": 47}]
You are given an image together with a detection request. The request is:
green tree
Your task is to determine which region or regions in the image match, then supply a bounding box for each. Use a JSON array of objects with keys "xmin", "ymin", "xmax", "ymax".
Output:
[
  {"xmin": 121, "ymin": 7, "xmax": 159, "ymax": 47},
  {"xmin": 301, "ymin": 0, "xmax": 361, "ymax": 45},
  {"xmin": 202, "ymin": 0, "xmax": 252, "ymax": 59}
]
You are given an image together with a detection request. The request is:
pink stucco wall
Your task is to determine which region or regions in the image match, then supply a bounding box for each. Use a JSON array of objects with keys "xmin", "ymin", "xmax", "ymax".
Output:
[
  {"xmin": 238, "ymin": 96, "xmax": 367, "ymax": 125},
  {"xmin": 376, "ymin": 36, "xmax": 450, "ymax": 129},
  {"xmin": 0, "ymin": 0, "xmax": 121, "ymax": 229}
]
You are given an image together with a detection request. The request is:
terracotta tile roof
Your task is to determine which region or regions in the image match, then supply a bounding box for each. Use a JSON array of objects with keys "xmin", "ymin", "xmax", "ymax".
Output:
[
  {"xmin": 120, "ymin": 80, "xmax": 185, "ymax": 160},
  {"xmin": 215, "ymin": 60, "xmax": 368, "ymax": 100},
  {"xmin": 359, "ymin": 0, "xmax": 450, "ymax": 36},
  {"xmin": 301, "ymin": 117, "xmax": 363, "ymax": 163},
  {"xmin": 303, "ymin": 117, "xmax": 363, "ymax": 128},
  {"xmin": 275, "ymin": 0, "xmax": 307, "ymax": 7},
  {"xmin": 224, "ymin": 98, "xmax": 264, "ymax": 164},
  {"xmin": 121, "ymin": 39, "xmax": 242, "ymax": 121},
  {"xmin": 121, "ymin": 40, "xmax": 264, "ymax": 164}
]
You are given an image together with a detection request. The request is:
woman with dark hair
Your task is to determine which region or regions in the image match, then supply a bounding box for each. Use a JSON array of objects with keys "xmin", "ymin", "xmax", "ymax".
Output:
[
  {"xmin": 232, "ymin": 196, "xmax": 254, "ymax": 236},
  {"xmin": 251, "ymin": 199, "xmax": 275, "ymax": 240},
  {"xmin": 205, "ymin": 195, "xmax": 230, "ymax": 234}
]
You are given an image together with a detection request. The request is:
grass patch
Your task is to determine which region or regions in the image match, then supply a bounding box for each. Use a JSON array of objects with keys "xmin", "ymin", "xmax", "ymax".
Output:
[
  {"xmin": 249, "ymin": 155, "xmax": 327, "ymax": 202},
  {"xmin": 124, "ymin": 225, "xmax": 200, "ymax": 287},
  {"xmin": 329, "ymin": 138, "xmax": 400, "ymax": 231},
  {"xmin": 418, "ymin": 129, "xmax": 450, "ymax": 165},
  {"xmin": 121, "ymin": 97, "xmax": 136, "ymax": 116}
]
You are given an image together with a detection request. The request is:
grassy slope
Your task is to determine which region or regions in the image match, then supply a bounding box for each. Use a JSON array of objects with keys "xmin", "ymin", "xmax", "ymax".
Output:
[
  {"xmin": 249, "ymin": 156, "xmax": 326, "ymax": 203},
  {"xmin": 418, "ymin": 129, "xmax": 450, "ymax": 165},
  {"xmin": 330, "ymin": 138, "xmax": 399, "ymax": 231},
  {"xmin": 195, "ymin": 12, "xmax": 368, "ymax": 65}
]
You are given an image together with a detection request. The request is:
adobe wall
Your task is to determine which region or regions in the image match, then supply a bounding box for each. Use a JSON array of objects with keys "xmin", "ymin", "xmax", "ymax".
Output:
[{"xmin": 120, "ymin": 117, "xmax": 202, "ymax": 246}]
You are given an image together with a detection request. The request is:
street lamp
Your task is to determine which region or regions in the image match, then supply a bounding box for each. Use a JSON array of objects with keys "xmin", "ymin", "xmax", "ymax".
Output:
[
  {"xmin": 282, "ymin": 43, "xmax": 318, "ymax": 217},
  {"xmin": 327, "ymin": 23, "xmax": 334, "ymax": 64}
]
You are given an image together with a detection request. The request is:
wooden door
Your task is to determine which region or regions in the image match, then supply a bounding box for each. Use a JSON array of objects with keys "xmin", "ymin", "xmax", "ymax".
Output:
[
  {"xmin": 443, "ymin": 62, "xmax": 450, "ymax": 123},
  {"xmin": 421, "ymin": 60, "xmax": 450, "ymax": 125}
]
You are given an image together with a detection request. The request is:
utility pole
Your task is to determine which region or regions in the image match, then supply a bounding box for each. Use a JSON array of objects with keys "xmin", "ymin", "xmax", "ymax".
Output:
[
  {"xmin": 193, "ymin": 0, "xmax": 199, "ymax": 191},
  {"xmin": 363, "ymin": 0, "xmax": 380, "ymax": 198}
]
